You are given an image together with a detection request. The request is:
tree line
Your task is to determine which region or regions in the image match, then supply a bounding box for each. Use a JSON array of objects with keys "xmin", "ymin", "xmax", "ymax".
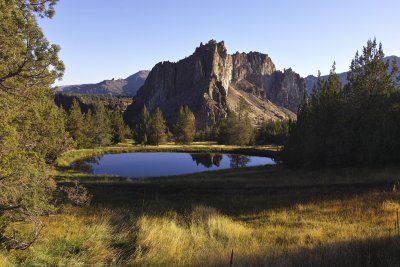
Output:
[
  {"xmin": 284, "ymin": 39, "xmax": 400, "ymax": 166},
  {"xmin": 132, "ymin": 98, "xmax": 288, "ymax": 147},
  {"xmin": 66, "ymin": 99, "xmax": 130, "ymax": 148}
]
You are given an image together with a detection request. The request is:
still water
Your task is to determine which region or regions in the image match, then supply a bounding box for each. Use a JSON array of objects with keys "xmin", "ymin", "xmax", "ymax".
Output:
[{"xmin": 72, "ymin": 152, "xmax": 275, "ymax": 177}]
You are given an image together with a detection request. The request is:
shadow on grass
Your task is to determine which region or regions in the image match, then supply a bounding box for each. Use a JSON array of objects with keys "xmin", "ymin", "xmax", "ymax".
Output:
[
  {"xmin": 69, "ymin": 164, "xmax": 400, "ymax": 217},
  {"xmin": 265, "ymin": 236, "xmax": 400, "ymax": 267}
]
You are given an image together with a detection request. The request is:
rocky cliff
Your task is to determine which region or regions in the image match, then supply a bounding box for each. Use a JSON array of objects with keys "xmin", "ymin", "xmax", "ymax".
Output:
[
  {"xmin": 124, "ymin": 40, "xmax": 305, "ymax": 127},
  {"xmin": 264, "ymin": 68, "xmax": 306, "ymax": 112}
]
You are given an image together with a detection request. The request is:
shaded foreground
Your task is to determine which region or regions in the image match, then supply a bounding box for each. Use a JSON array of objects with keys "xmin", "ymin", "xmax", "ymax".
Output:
[{"xmin": 2, "ymin": 161, "xmax": 400, "ymax": 266}]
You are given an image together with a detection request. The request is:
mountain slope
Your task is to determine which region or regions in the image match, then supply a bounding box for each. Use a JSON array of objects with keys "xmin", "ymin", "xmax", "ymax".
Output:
[
  {"xmin": 124, "ymin": 40, "xmax": 306, "ymax": 128},
  {"xmin": 57, "ymin": 70, "xmax": 150, "ymax": 96}
]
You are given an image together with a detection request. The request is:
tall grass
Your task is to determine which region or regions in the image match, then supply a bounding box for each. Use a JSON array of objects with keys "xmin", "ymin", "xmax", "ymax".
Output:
[
  {"xmin": 1, "ymin": 192, "xmax": 399, "ymax": 266},
  {"xmin": 0, "ymin": 209, "xmax": 117, "ymax": 266},
  {"xmin": 129, "ymin": 194, "xmax": 400, "ymax": 266}
]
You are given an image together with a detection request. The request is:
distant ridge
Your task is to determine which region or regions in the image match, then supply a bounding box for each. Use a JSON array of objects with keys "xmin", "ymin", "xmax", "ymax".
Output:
[{"xmin": 57, "ymin": 70, "xmax": 150, "ymax": 96}]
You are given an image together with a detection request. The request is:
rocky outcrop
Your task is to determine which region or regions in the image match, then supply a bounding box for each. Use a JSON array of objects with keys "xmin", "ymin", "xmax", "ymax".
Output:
[
  {"xmin": 264, "ymin": 68, "xmax": 306, "ymax": 112},
  {"xmin": 124, "ymin": 40, "xmax": 304, "ymax": 128},
  {"xmin": 57, "ymin": 70, "xmax": 150, "ymax": 96}
]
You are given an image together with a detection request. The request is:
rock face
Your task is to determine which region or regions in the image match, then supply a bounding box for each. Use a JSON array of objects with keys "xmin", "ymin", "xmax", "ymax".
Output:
[
  {"xmin": 57, "ymin": 70, "xmax": 150, "ymax": 96},
  {"xmin": 124, "ymin": 40, "xmax": 305, "ymax": 127},
  {"xmin": 264, "ymin": 68, "xmax": 306, "ymax": 112}
]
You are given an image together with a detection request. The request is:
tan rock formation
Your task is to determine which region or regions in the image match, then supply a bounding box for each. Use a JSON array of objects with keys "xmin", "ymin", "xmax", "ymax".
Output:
[{"xmin": 124, "ymin": 40, "xmax": 303, "ymax": 128}]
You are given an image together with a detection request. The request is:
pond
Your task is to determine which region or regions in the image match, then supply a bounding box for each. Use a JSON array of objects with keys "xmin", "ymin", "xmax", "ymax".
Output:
[{"xmin": 72, "ymin": 152, "xmax": 275, "ymax": 178}]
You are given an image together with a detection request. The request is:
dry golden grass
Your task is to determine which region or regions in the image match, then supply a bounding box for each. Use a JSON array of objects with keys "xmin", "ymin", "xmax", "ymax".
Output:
[
  {"xmin": 1, "ymin": 191, "xmax": 399, "ymax": 266},
  {"xmin": 130, "ymin": 193, "xmax": 400, "ymax": 266},
  {"xmin": 0, "ymin": 209, "xmax": 117, "ymax": 266}
]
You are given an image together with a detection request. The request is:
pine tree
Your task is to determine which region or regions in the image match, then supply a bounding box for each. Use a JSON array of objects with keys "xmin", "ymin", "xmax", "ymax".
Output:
[
  {"xmin": 134, "ymin": 105, "xmax": 151, "ymax": 145},
  {"xmin": 217, "ymin": 100, "xmax": 254, "ymax": 146},
  {"xmin": 66, "ymin": 99, "xmax": 86, "ymax": 147},
  {"xmin": 344, "ymin": 39, "xmax": 400, "ymax": 163},
  {"xmin": 174, "ymin": 106, "xmax": 196, "ymax": 144},
  {"xmin": 83, "ymin": 109, "xmax": 96, "ymax": 148},
  {"xmin": 148, "ymin": 107, "xmax": 168, "ymax": 146},
  {"xmin": 110, "ymin": 110, "xmax": 128, "ymax": 144},
  {"xmin": 92, "ymin": 101, "xmax": 112, "ymax": 147},
  {"xmin": 284, "ymin": 39, "xmax": 400, "ymax": 166}
]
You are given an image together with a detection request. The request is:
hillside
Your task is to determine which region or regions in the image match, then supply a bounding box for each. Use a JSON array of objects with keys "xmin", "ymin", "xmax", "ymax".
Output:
[
  {"xmin": 57, "ymin": 70, "xmax": 150, "ymax": 96},
  {"xmin": 54, "ymin": 94, "xmax": 133, "ymax": 113}
]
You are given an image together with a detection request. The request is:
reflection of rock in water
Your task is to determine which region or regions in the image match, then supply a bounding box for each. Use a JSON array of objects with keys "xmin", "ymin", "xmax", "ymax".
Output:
[
  {"xmin": 70, "ymin": 156, "xmax": 100, "ymax": 174},
  {"xmin": 229, "ymin": 155, "xmax": 250, "ymax": 168},
  {"xmin": 191, "ymin": 153, "xmax": 223, "ymax": 168}
]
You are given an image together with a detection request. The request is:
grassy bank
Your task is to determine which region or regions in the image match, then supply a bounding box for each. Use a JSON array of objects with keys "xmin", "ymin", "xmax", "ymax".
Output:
[{"xmin": 2, "ymin": 144, "xmax": 400, "ymax": 266}]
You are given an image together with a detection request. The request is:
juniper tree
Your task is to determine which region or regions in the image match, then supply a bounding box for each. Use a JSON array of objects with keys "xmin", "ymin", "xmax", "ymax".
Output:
[{"xmin": 0, "ymin": 0, "xmax": 66, "ymax": 250}]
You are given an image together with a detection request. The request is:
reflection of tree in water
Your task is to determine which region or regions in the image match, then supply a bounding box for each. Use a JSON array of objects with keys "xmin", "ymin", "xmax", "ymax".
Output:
[
  {"xmin": 70, "ymin": 156, "xmax": 101, "ymax": 174},
  {"xmin": 190, "ymin": 153, "xmax": 223, "ymax": 168},
  {"xmin": 229, "ymin": 155, "xmax": 250, "ymax": 168}
]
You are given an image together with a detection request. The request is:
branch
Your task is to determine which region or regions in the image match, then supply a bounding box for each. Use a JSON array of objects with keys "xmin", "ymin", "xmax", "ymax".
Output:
[
  {"xmin": 0, "ymin": 204, "xmax": 21, "ymax": 211},
  {"xmin": 0, "ymin": 211, "xmax": 44, "ymax": 250}
]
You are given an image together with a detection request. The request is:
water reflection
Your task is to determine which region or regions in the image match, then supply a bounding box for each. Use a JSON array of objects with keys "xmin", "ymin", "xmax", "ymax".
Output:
[
  {"xmin": 191, "ymin": 153, "xmax": 223, "ymax": 168},
  {"xmin": 70, "ymin": 152, "xmax": 275, "ymax": 177},
  {"xmin": 228, "ymin": 155, "xmax": 251, "ymax": 168},
  {"xmin": 71, "ymin": 156, "xmax": 100, "ymax": 173}
]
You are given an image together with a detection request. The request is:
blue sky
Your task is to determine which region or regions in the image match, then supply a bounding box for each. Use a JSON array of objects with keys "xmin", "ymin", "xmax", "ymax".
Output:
[{"xmin": 38, "ymin": 0, "xmax": 400, "ymax": 85}]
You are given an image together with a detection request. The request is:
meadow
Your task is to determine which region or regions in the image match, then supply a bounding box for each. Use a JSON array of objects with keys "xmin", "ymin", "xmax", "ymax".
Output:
[{"xmin": 2, "ymin": 143, "xmax": 400, "ymax": 266}]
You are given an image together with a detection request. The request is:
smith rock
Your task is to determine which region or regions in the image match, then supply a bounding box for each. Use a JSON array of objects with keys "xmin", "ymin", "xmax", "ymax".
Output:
[{"xmin": 124, "ymin": 40, "xmax": 305, "ymax": 127}]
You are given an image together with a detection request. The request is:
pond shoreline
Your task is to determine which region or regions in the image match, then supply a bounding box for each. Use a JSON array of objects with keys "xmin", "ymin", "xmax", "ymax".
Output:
[{"xmin": 56, "ymin": 142, "xmax": 282, "ymax": 168}]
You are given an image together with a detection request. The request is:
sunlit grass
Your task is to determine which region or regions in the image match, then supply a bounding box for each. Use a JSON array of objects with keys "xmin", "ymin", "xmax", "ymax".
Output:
[
  {"xmin": 1, "ymin": 191, "xmax": 399, "ymax": 266},
  {"xmin": 0, "ymin": 209, "xmax": 117, "ymax": 266},
  {"xmin": 130, "ymin": 193, "xmax": 400, "ymax": 266}
]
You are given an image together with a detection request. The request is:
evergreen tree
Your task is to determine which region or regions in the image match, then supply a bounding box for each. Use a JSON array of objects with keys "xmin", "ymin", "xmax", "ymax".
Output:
[
  {"xmin": 92, "ymin": 101, "xmax": 112, "ymax": 147},
  {"xmin": 148, "ymin": 107, "xmax": 168, "ymax": 146},
  {"xmin": 66, "ymin": 99, "xmax": 86, "ymax": 147},
  {"xmin": 217, "ymin": 98, "xmax": 254, "ymax": 146},
  {"xmin": 82, "ymin": 109, "xmax": 96, "ymax": 148},
  {"xmin": 174, "ymin": 106, "xmax": 196, "ymax": 144},
  {"xmin": 344, "ymin": 39, "xmax": 400, "ymax": 163},
  {"xmin": 110, "ymin": 110, "xmax": 128, "ymax": 144},
  {"xmin": 284, "ymin": 39, "xmax": 400, "ymax": 166},
  {"xmin": 0, "ymin": 0, "xmax": 65, "ymax": 250},
  {"xmin": 258, "ymin": 120, "xmax": 290, "ymax": 145},
  {"xmin": 134, "ymin": 105, "xmax": 151, "ymax": 145}
]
